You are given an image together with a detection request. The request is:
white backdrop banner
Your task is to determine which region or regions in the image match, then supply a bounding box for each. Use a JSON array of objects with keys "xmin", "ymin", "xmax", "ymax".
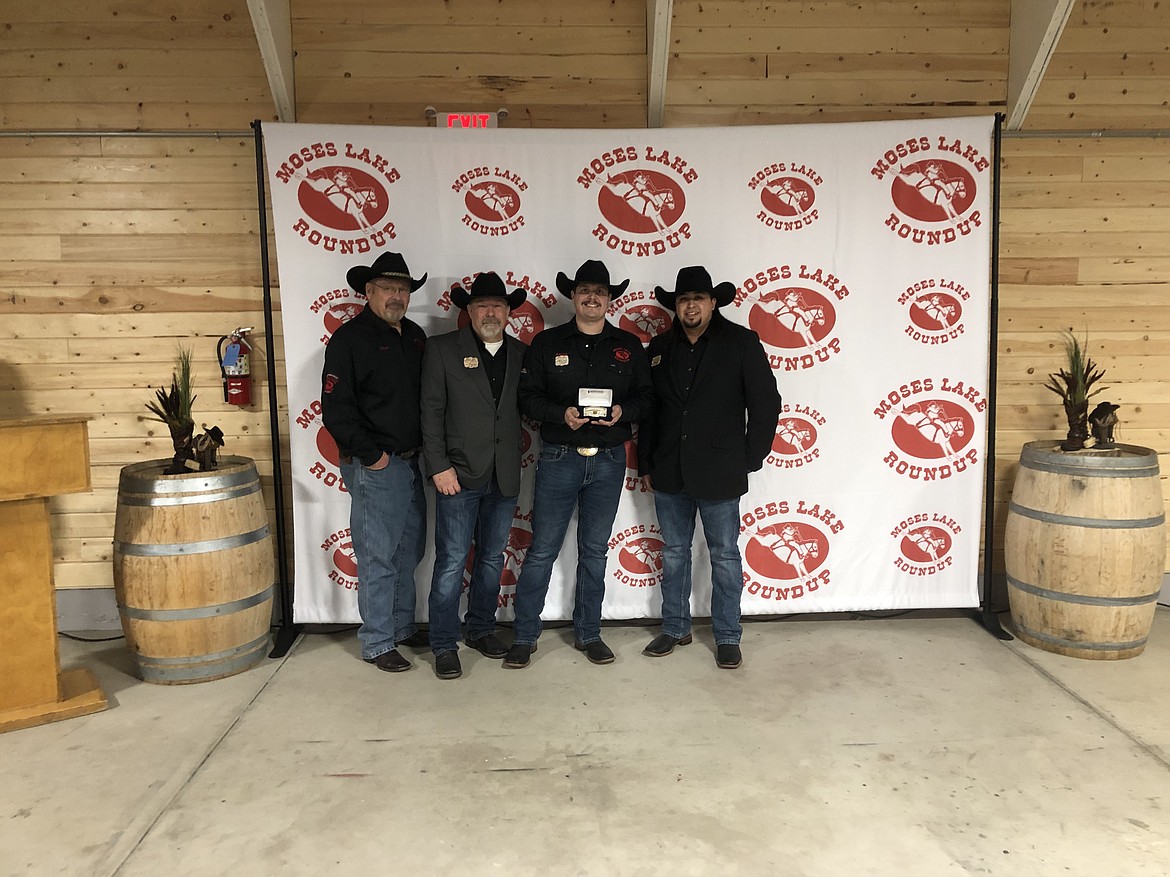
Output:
[{"xmin": 263, "ymin": 116, "xmax": 993, "ymax": 624}]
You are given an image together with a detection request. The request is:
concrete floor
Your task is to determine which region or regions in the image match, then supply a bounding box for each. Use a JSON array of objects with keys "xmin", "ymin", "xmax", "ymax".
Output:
[{"xmin": 1, "ymin": 609, "xmax": 1167, "ymax": 877}]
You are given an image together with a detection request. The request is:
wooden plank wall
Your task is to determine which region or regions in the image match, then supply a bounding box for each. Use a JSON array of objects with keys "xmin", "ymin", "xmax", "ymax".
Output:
[
  {"xmin": 0, "ymin": 135, "xmax": 288, "ymax": 591},
  {"xmin": 0, "ymin": 0, "xmax": 276, "ymax": 129},
  {"xmin": 293, "ymin": 0, "xmax": 648, "ymax": 127},
  {"xmin": 997, "ymin": 136, "xmax": 1170, "ymax": 570},
  {"xmin": 0, "ymin": 0, "xmax": 287, "ymax": 598},
  {"xmin": 667, "ymin": 0, "xmax": 1010, "ymax": 125},
  {"xmin": 1028, "ymin": 0, "xmax": 1170, "ymax": 129}
]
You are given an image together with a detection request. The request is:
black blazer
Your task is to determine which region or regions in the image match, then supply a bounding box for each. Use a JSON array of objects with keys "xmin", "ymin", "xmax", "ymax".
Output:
[
  {"xmin": 639, "ymin": 312, "xmax": 781, "ymax": 501},
  {"xmin": 420, "ymin": 325, "xmax": 527, "ymax": 497}
]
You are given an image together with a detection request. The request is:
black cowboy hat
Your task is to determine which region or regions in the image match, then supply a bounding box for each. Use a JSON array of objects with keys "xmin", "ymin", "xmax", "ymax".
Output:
[
  {"xmin": 654, "ymin": 265, "xmax": 736, "ymax": 310},
  {"xmin": 555, "ymin": 259, "xmax": 630, "ymax": 298},
  {"xmin": 450, "ymin": 272, "xmax": 527, "ymax": 311},
  {"xmin": 346, "ymin": 252, "xmax": 428, "ymax": 294}
]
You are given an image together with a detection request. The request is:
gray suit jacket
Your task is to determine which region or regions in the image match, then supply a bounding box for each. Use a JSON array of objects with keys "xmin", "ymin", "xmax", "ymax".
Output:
[{"xmin": 420, "ymin": 324, "xmax": 526, "ymax": 496}]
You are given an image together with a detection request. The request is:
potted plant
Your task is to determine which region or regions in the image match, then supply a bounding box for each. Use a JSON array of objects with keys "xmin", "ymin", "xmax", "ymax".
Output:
[
  {"xmin": 144, "ymin": 346, "xmax": 224, "ymax": 473},
  {"xmin": 1043, "ymin": 330, "xmax": 1106, "ymax": 451}
]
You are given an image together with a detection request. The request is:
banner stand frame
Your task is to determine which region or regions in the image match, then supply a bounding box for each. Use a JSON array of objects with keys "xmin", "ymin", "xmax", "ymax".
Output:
[
  {"xmin": 970, "ymin": 112, "xmax": 1011, "ymax": 641},
  {"xmin": 254, "ymin": 115, "xmax": 1004, "ymax": 642},
  {"xmin": 252, "ymin": 119, "xmax": 301, "ymax": 658}
]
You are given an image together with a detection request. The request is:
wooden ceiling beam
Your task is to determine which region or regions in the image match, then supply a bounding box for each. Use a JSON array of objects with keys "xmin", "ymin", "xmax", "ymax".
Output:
[
  {"xmin": 1006, "ymin": 0, "xmax": 1075, "ymax": 130},
  {"xmin": 646, "ymin": 0, "xmax": 673, "ymax": 128},
  {"xmin": 246, "ymin": 0, "xmax": 296, "ymax": 122}
]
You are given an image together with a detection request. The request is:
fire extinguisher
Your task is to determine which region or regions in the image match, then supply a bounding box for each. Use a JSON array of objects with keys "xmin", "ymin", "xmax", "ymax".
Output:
[{"xmin": 217, "ymin": 327, "xmax": 254, "ymax": 406}]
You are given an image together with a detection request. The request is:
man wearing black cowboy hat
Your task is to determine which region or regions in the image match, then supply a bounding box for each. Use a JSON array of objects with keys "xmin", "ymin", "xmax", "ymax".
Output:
[
  {"xmin": 503, "ymin": 260, "xmax": 653, "ymax": 669},
  {"xmin": 638, "ymin": 266, "xmax": 781, "ymax": 669},
  {"xmin": 322, "ymin": 251, "xmax": 430, "ymax": 673},
  {"xmin": 420, "ymin": 272, "xmax": 528, "ymax": 680}
]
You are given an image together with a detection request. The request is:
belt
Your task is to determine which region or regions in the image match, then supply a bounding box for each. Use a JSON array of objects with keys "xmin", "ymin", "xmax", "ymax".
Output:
[
  {"xmin": 340, "ymin": 449, "xmax": 419, "ymax": 465},
  {"xmin": 547, "ymin": 442, "xmax": 616, "ymax": 458}
]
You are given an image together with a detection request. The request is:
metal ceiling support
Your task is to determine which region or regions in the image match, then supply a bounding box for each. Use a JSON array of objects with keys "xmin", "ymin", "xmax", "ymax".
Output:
[
  {"xmin": 246, "ymin": 0, "xmax": 296, "ymax": 123},
  {"xmin": 1003, "ymin": 129, "xmax": 1170, "ymax": 139},
  {"xmin": 646, "ymin": 0, "xmax": 673, "ymax": 128},
  {"xmin": 0, "ymin": 130, "xmax": 252, "ymax": 138},
  {"xmin": 1005, "ymin": 0, "xmax": 1076, "ymax": 131}
]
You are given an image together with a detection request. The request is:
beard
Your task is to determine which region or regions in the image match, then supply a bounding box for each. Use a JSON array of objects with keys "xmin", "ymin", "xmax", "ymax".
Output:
[
  {"xmin": 373, "ymin": 302, "xmax": 404, "ymax": 324},
  {"xmin": 476, "ymin": 319, "xmax": 504, "ymax": 341}
]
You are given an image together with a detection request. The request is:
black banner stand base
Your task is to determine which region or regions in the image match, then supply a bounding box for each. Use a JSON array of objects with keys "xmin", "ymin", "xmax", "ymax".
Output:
[
  {"xmin": 970, "ymin": 607, "xmax": 1013, "ymax": 641},
  {"xmin": 269, "ymin": 624, "xmax": 302, "ymax": 659}
]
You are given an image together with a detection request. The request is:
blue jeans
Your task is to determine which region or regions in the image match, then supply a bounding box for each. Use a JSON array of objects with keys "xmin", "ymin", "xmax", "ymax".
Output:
[
  {"xmin": 654, "ymin": 489, "xmax": 744, "ymax": 645},
  {"xmin": 512, "ymin": 444, "xmax": 625, "ymax": 646},
  {"xmin": 339, "ymin": 456, "xmax": 427, "ymax": 660},
  {"xmin": 428, "ymin": 474, "xmax": 517, "ymax": 652}
]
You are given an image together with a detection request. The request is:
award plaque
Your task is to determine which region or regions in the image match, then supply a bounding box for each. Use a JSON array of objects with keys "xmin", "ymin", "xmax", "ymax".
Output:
[{"xmin": 578, "ymin": 387, "xmax": 613, "ymax": 421}]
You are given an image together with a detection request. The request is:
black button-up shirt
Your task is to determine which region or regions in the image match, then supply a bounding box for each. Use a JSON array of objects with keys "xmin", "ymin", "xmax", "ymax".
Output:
[
  {"xmin": 670, "ymin": 325, "xmax": 710, "ymax": 398},
  {"xmin": 519, "ymin": 319, "xmax": 653, "ymax": 449},
  {"xmin": 474, "ymin": 334, "xmax": 507, "ymax": 410},
  {"xmin": 321, "ymin": 306, "xmax": 426, "ymax": 466}
]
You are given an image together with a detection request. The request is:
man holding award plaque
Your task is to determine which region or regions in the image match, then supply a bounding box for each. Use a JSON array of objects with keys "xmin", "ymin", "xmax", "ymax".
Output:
[{"xmin": 503, "ymin": 260, "xmax": 653, "ymax": 669}]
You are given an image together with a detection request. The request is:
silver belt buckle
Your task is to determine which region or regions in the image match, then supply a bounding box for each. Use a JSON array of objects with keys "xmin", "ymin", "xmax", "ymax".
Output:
[{"xmin": 576, "ymin": 446, "xmax": 599, "ymax": 457}]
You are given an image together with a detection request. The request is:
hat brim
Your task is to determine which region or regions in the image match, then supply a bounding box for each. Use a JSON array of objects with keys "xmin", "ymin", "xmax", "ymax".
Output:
[
  {"xmin": 654, "ymin": 281, "xmax": 735, "ymax": 311},
  {"xmin": 347, "ymin": 267, "xmax": 427, "ymax": 294},
  {"xmin": 451, "ymin": 286, "xmax": 527, "ymax": 311},
  {"xmin": 556, "ymin": 271, "xmax": 630, "ymax": 299}
]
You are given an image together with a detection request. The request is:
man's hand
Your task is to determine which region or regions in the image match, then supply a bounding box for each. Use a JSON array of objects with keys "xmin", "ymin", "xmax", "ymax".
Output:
[
  {"xmin": 595, "ymin": 404, "xmax": 623, "ymax": 427},
  {"xmin": 432, "ymin": 468, "xmax": 461, "ymax": 495},
  {"xmin": 641, "ymin": 473, "xmax": 653, "ymax": 492},
  {"xmin": 564, "ymin": 406, "xmax": 589, "ymax": 431},
  {"xmin": 367, "ymin": 452, "xmax": 391, "ymax": 470}
]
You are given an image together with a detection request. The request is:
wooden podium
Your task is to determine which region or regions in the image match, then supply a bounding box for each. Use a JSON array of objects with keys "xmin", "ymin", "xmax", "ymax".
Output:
[{"xmin": 0, "ymin": 415, "xmax": 108, "ymax": 733}]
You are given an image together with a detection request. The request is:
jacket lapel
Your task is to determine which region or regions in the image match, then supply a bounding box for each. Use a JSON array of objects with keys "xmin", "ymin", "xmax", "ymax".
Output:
[
  {"xmin": 501, "ymin": 336, "xmax": 524, "ymax": 413},
  {"xmin": 655, "ymin": 320, "xmax": 684, "ymax": 402}
]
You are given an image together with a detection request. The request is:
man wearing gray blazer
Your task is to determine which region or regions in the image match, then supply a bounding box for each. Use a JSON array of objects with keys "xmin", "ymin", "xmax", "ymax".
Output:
[{"xmin": 421, "ymin": 272, "xmax": 528, "ymax": 680}]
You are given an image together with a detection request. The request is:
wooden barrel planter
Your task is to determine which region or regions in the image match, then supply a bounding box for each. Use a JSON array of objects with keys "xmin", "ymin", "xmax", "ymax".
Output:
[
  {"xmin": 1005, "ymin": 441, "xmax": 1166, "ymax": 660},
  {"xmin": 112, "ymin": 456, "xmax": 274, "ymax": 683}
]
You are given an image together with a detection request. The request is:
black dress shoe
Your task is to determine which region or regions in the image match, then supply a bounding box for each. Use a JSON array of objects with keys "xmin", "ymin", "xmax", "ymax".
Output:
[
  {"xmin": 573, "ymin": 639, "xmax": 615, "ymax": 665},
  {"xmin": 365, "ymin": 649, "xmax": 412, "ymax": 673},
  {"xmin": 642, "ymin": 632, "xmax": 693, "ymax": 657},
  {"xmin": 434, "ymin": 650, "xmax": 462, "ymax": 680},
  {"xmin": 502, "ymin": 642, "xmax": 536, "ymax": 669},
  {"xmin": 716, "ymin": 643, "xmax": 742, "ymax": 669},
  {"xmin": 396, "ymin": 630, "xmax": 430, "ymax": 649},
  {"xmin": 465, "ymin": 632, "xmax": 508, "ymax": 659}
]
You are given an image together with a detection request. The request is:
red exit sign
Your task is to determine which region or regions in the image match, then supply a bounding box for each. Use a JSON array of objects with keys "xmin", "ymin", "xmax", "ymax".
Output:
[{"xmin": 444, "ymin": 112, "xmax": 497, "ymax": 129}]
